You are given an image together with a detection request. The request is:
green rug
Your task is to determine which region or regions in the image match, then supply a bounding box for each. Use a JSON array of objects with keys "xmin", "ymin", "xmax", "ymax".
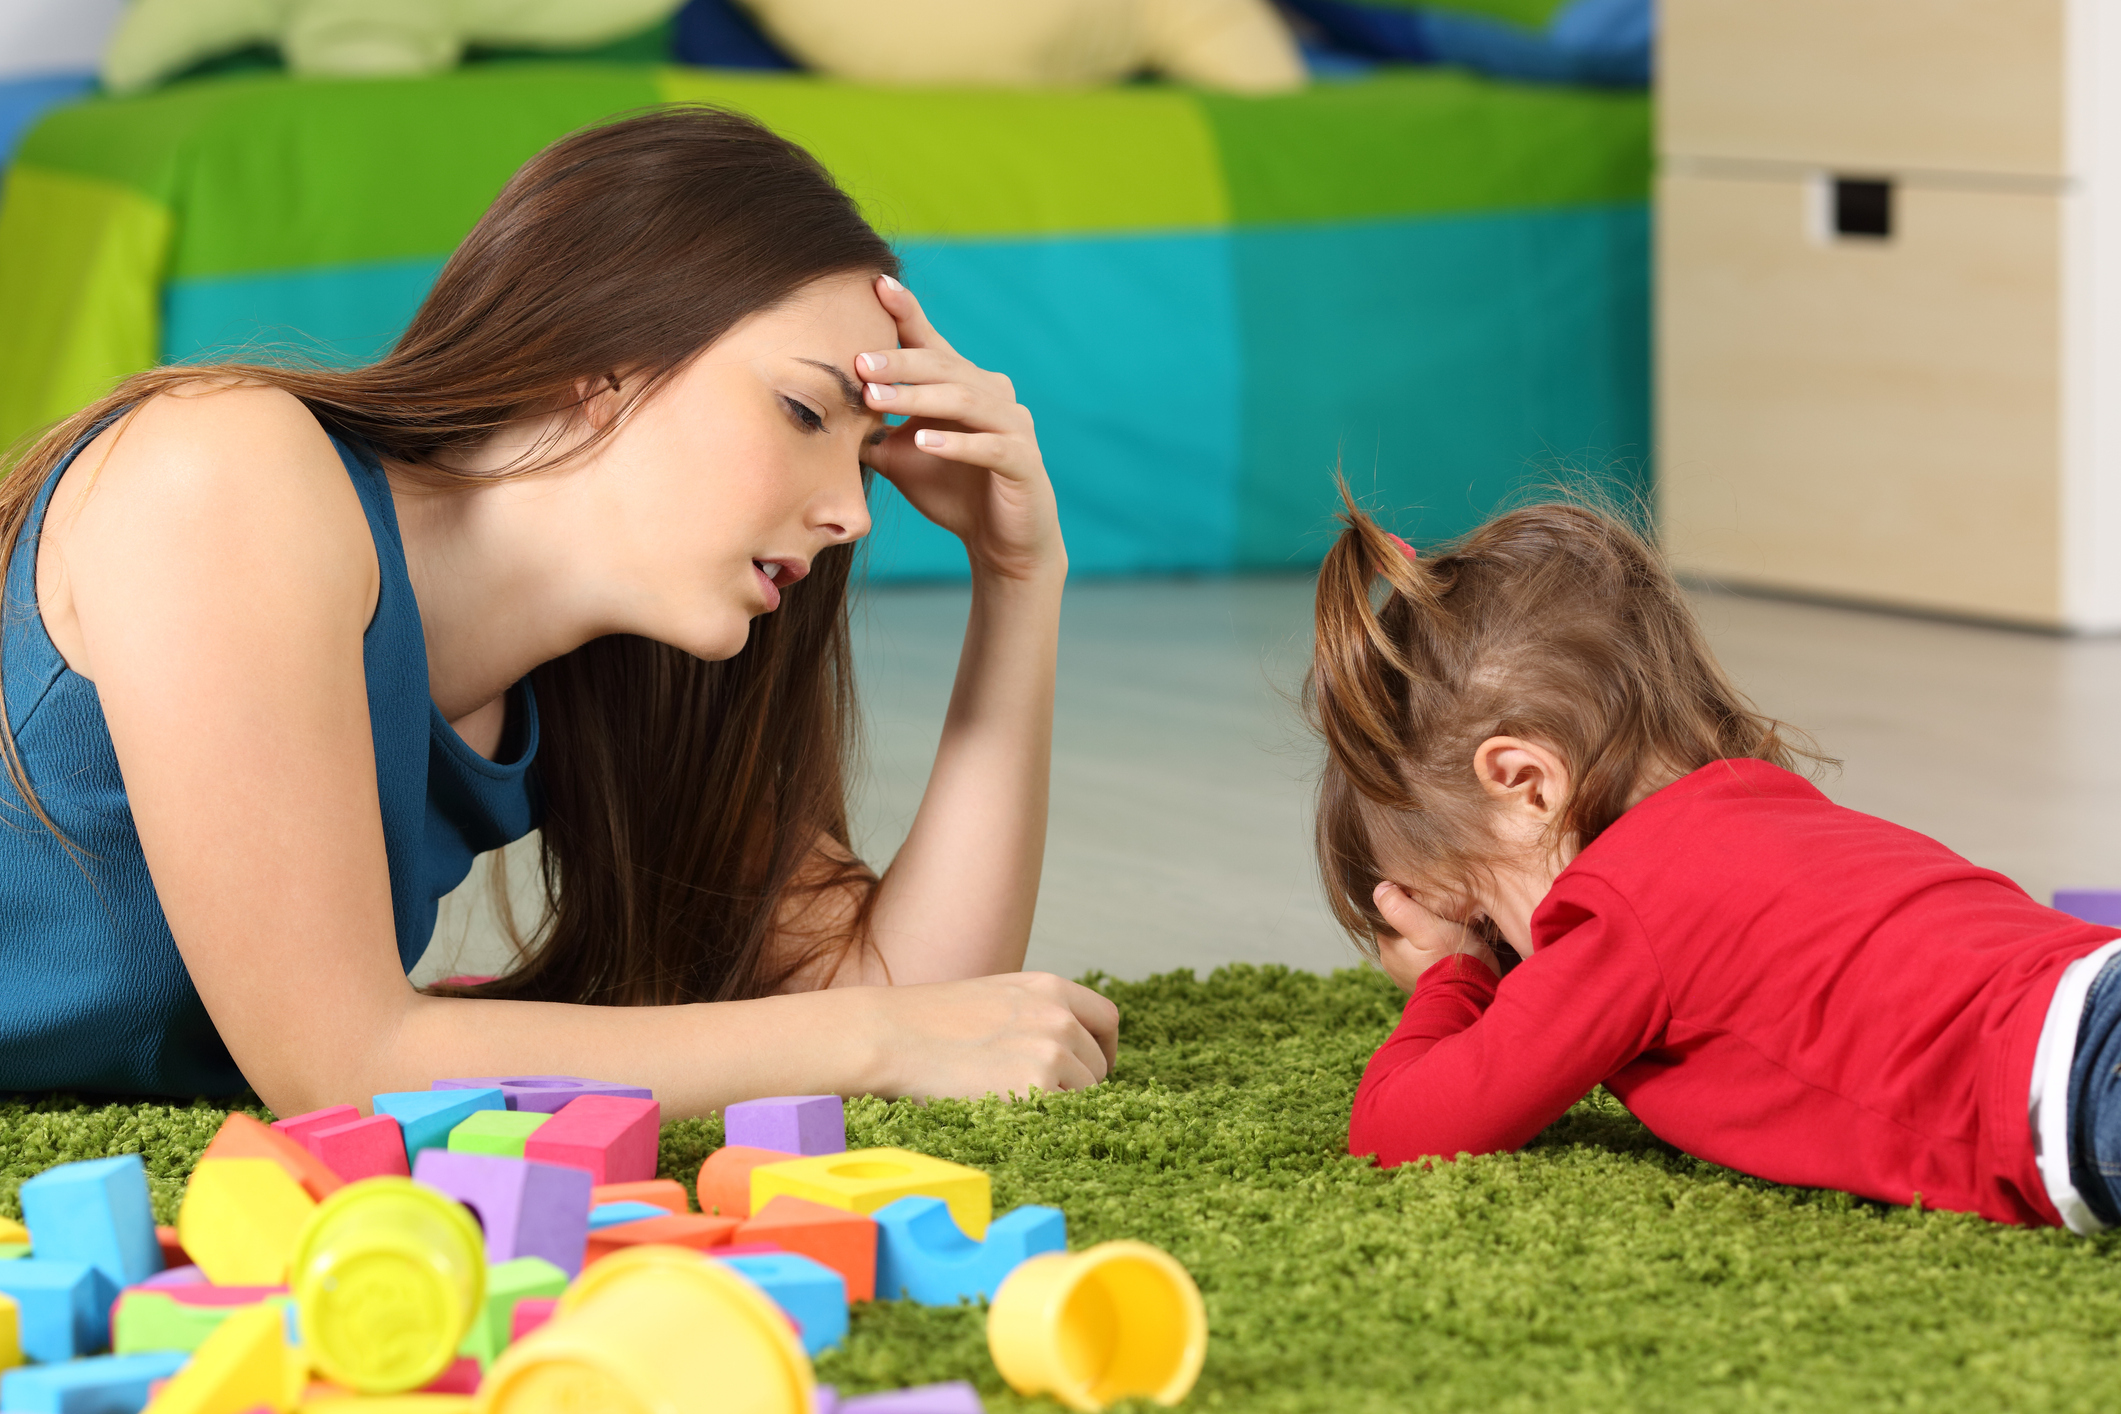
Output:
[{"xmin": 5, "ymin": 965, "xmax": 2121, "ymax": 1411}]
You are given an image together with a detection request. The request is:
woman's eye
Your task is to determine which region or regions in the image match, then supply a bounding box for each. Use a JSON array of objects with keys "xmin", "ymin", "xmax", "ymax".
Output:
[{"xmin": 783, "ymin": 396, "xmax": 825, "ymax": 433}]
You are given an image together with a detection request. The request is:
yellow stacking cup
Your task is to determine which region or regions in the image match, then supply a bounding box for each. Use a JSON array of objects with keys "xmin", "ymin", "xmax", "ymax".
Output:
[
  {"xmin": 987, "ymin": 1240, "xmax": 1208, "ymax": 1412},
  {"xmin": 473, "ymin": 1245, "xmax": 814, "ymax": 1414},
  {"xmin": 291, "ymin": 1177, "xmax": 488, "ymax": 1395}
]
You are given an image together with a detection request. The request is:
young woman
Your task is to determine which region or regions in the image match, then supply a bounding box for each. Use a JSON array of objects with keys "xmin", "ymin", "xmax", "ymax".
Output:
[
  {"xmin": 0, "ymin": 107, "xmax": 1118, "ymax": 1118},
  {"xmin": 1308, "ymin": 497, "xmax": 2121, "ymax": 1230}
]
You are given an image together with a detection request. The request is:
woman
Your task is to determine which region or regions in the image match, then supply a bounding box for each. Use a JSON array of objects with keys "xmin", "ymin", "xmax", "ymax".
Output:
[{"xmin": 0, "ymin": 106, "xmax": 1117, "ymax": 1117}]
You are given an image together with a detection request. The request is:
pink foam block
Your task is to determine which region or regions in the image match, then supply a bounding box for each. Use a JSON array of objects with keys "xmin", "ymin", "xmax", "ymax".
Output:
[
  {"xmin": 422, "ymin": 1357, "xmax": 483, "ymax": 1394},
  {"xmin": 159, "ymin": 1285, "xmax": 288, "ymax": 1307},
  {"xmin": 310, "ymin": 1114, "xmax": 409, "ymax": 1180},
  {"xmin": 271, "ymin": 1105, "xmax": 361, "ymax": 1148},
  {"xmin": 523, "ymin": 1095, "xmax": 661, "ymax": 1185},
  {"xmin": 511, "ymin": 1296, "xmax": 559, "ymax": 1343},
  {"xmin": 435, "ymin": 1076, "xmax": 655, "ymax": 1115}
]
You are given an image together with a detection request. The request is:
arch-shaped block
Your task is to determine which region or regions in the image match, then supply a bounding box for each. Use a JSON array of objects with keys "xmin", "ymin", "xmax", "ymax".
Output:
[{"xmin": 872, "ymin": 1198, "xmax": 1065, "ymax": 1306}]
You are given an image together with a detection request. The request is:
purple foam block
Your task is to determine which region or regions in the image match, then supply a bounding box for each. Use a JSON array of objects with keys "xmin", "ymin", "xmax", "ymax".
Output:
[
  {"xmin": 433, "ymin": 1076, "xmax": 654, "ymax": 1114},
  {"xmin": 842, "ymin": 1382, "xmax": 985, "ymax": 1414},
  {"xmin": 815, "ymin": 1386, "xmax": 841, "ymax": 1414},
  {"xmin": 137, "ymin": 1265, "xmax": 207, "ymax": 1291},
  {"xmin": 412, "ymin": 1149, "xmax": 593, "ymax": 1277},
  {"xmin": 723, "ymin": 1095, "xmax": 846, "ymax": 1157},
  {"xmin": 2055, "ymin": 891, "xmax": 2121, "ymax": 928}
]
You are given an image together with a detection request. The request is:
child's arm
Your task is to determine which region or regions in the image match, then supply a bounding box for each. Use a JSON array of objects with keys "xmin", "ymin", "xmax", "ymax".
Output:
[{"xmin": 1349, "ymin": 884, "xmax": 1668, "ymax": 1166}]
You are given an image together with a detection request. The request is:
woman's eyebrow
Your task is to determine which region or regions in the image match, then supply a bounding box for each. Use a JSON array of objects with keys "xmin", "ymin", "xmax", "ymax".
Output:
[{"xmin": 796, "ymin": 357, "xmax": 868, "ymax": 414}]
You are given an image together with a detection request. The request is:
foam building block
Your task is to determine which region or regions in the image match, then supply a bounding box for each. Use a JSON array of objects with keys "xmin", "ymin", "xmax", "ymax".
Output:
[
  {"xmin": 734, "ymin": 1196, "xmax": 877, "ymax": 1302},
  {"xmin": 138, "ymin": 1266, "xmax": 206, "ymax": 1291},
  {"xmin": 752, "ymin": 1148, "xmax": 992, "ymax": 1240},
  {"xmin": 269, "ymin": 1105, "xmax": 359, "ymax": 1148},
  {"xmin": 2055, "ymin": 890, "xmax": 2121, "ymax": 927},
  {"xmin": 0, "ymin": 1349, "xmax": 188, "ymax": 1412},
  {"xmin": 0, "ymin": 1262, "xmax": 110, "ymax": 1362},
  {"xmin": 509, "ymin": 1297, "xmax": 557, "ymax": 1345},
  {"xmin": 18, "ymin": 1155, "xmax": 163, "ymax": 1292},
  {"xmin": 521, "ymin": 1095, "xmax": 659, "ymax": 1185},
  {"xmin": 113, "ymin": 1288, "xmax": 290, "ymax": 1355},
  {"xmin": 842, "ymin": 1382, "xmax": 986, "ymax": 1414},
  {"xmin": 583, "ymin": 1213, "xmax": 737, "ymax": 1267},
  {"xmin": 697, "ymin": 1146, "xmax": 793, "ymax": 1219},
  {"xmin": 409, "ymin": 1150, "xmax": 592, "ymax": 1278},
  {"xmin": 0, "ymin": 1292, "xmax": 17, "ymax": 1369},
  {"xmin": 591, "ymin": 1180, "xmax": 687, "ymax": 1215},
  {"xmin": 153, "ymin": 1228, "xmax": 188, "ymax": 1271},
  {"xmin": 447, "ymin": 1111, "xmax": 550, "ymax": 1159},
  {"xmin": 715, "ymin": 1251, "xmax": 846, "ymax": 1355},
  {"xmin": 145, "ymin": 1301, "xmax": 303, "ymax": 1414},
  {"xmin": 457, "ymin": 1256, "xmax": 566, "ymax": 1369},
  {"xmin": 0, "ymin": 1251, "xmax": 23, "ymax": 1266},
  {"xmin": 422, "ymin": 1356, "xmax": 484, "ymax": 1394},
  {"xmin": 373, "ymin": 1089, "xmax": 504, "ymax": 1160},
  {"xmin": 588, "ymin": 1202, "xmax": 670, "ymax": 1231},
  {"xmin": 724, "ymin": 1095, "xmax": 846, "ymax": 1157},
  {"xmin": 307, "ymin": 1115, "xmax": 409, "ymax": 1181},
  {"xmin": 0, "ymin": 1221, "xmax": 24, "ymax": 1246},
  {"xmin": 201, "ymin": 1114, "xmax": 344, "ymax": 1204},
  {"xmin": 177, "ymin": 1157, "xmax": 317, "ymax": 1287},
  {"xmin": 434, "ymin": 1077, "xmax": 653, "ymax": 1114},
  {"xmin": 872, "ymin": 1199, "xmax": 1065, "ymax": 1306}
]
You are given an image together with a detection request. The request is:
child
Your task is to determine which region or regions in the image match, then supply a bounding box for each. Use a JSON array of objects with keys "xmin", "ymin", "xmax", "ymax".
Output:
[{"xmin": 1309, "ymin": 499, "xmax": 2121, "ymax": 1230}]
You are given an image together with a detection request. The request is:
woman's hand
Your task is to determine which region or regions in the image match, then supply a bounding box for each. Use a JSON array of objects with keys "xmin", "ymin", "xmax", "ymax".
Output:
[
  {"xmin": 1372, "ymin": 881, "xmax": 1497, "ymax": 992},
  {"xmin": 858, "ymin": 972, "xmax": 1120, "ymax": 1099},
  {"xmin": 858, "ymin": 275, "xmax": 1063, "ymax": 583}
]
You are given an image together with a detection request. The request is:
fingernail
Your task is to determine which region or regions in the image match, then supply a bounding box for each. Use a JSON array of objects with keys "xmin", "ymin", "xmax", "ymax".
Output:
[
  {"xmin": 866, "ymin": 381, "xmax": 896, "ymax": 402},
  {"xmin": 859, "ymin": 352, "xmax": 887, "ymax": 373},
  {"xmin": 916, "ymin": 428, "xmax": 944, "ymax": 449},
  {"xmin": 879, "ymin": 273, "xmax": 904, "ymax": 291}
]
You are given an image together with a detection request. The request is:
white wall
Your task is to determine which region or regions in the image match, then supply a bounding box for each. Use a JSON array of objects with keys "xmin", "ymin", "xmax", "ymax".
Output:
[{"xmin": 0, "ymin": 0, "xmax": 123, "ymax": 80}]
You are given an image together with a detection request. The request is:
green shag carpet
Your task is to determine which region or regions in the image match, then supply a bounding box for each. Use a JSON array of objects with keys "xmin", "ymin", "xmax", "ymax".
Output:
[{"xmin": 6, "ymin": 965, "xmax": 2121, "ymax": 1412}]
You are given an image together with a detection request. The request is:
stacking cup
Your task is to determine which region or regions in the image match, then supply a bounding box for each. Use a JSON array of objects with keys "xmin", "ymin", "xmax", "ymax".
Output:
[
  {"xmin": 987, "ymin": 1240, "xmax": 1208, "ymax": 1411},
  {"xmin": 291, "ymin": 1176, "xmax": 487, "ymax": 1394}
]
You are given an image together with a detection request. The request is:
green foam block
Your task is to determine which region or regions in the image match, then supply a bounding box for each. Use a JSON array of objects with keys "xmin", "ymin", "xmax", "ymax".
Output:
[
  {"xmin": 447, "ymin": 1109, "xmax": 552, "ymax": 1158},
  {"xmin": 459, "ymin": 1256, "xmax": 569, "ymax": 1368}
]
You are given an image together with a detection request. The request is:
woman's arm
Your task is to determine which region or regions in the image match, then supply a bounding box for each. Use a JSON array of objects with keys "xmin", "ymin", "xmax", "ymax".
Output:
[{"xmin": 51, "ymin": 385, "xmax": 1113, "ymax": 1118}]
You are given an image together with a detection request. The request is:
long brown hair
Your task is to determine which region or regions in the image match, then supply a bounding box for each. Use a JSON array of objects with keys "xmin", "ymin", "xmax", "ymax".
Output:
[
  {"xmin": 1307, "ymin": 487, "xmax": 1824, "ymax": 957},
  {"xmin": 0, "ymin": 106, "xmax": 900, "ymax": 1001}
]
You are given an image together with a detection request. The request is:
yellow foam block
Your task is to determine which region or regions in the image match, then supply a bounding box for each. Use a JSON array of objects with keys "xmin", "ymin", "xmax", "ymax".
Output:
[
  {"xmin": 0, "ymin": 1218, "xmax": 25, "ymax": 1246},
  {"xmin": 0, "ymin": 1290, "xmax": 19, "ymax": 1369},
  {"xmin": 751, "ymin": 1148, "xmax": 991, "ymax": 1240},
  {"xmin": 146, "ymin": 1301, "xmax": 307, "ymax": 1413},
  {"xmin": 299, "ymin": 1397, "xmax": 473, "ymax": 1411},
  {"xmin": 179, "ymin": 1157, "xmax": 319, "ymax": 1287}
]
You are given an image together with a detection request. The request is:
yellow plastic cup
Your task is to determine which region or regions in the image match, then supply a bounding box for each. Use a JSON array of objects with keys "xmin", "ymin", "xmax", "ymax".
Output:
[
  {"xmin": 987, "ymin": 1240, "xmax": 1208, "ymax": 1412},
  {"xmin": 473, "ymin": 1244, "xmax": 814, "ymax": 1414},
  {"xmin": 290, "ymin": 1176, "xmax": 488, "ymax": 1395}
]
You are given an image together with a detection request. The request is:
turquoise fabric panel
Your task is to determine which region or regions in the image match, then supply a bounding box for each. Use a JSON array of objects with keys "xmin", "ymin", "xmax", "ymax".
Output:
[
  {"xmin": 1231, "ymin": 201, "xmax": 1650, "ymax": 566},
  {"xmin": 162, "ymin": 256, "xmax": 447, "ymax": 366}
]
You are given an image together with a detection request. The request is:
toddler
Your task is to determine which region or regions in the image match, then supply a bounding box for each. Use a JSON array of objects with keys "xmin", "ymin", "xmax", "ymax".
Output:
[{"xmin": 1310, "ymin": 499, "xmax": 2121, "ymax": 1229}]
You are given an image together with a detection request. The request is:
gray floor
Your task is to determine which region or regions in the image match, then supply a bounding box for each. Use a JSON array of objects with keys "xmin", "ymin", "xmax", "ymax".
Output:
[{"xmin": 414, "ymin": 578, "xmax": 2121, "ymax": 986}]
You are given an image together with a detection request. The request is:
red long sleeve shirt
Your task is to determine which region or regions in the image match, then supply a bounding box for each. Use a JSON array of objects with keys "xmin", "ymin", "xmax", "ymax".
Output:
[{"xmin": 1349, "ymin": 759, "xmax": 2118, "ymax": 1225}]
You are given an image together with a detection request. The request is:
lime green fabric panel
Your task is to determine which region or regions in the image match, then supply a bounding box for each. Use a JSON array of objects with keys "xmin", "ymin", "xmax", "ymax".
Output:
[
  {"xmin": 0, "ymin": 166, "xmax": 170, "ymax": 450},
  {"xmin": 18, "ymin": 67, "xmax": 660, "ymax": 278},
  {"xmin": 655, "ymin": 69, "xmax": 1228, "ymax": 236},
  {"xmin": 1201, "ymin": 71, "xmax": 1649, "ymax": 224}
]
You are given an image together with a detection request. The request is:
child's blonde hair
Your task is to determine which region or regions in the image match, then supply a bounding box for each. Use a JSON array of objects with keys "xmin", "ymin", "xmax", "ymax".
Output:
[{"xmin": 1306, "ymin": 492, "xmax": 1820, "ymax": 958}]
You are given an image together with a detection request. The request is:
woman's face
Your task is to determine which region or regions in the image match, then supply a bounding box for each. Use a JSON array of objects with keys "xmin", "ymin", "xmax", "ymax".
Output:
[{"xmin": 571, "ymin": 271, "xmax": 896, "ymax": 660}]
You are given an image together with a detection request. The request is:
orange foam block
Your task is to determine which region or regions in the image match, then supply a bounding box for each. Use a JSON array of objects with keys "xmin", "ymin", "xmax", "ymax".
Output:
[
  {"xmin": 522, "ymin": 1095, "xmax": 660, "ymax": 1185},
  {"xmin": 591, "ymin": 1179, "xmax": 688, "ymax": 1215},
  {"xmin": 583, "ymin": 1213, "xmax": 737, "ymax": 1266},
  {"xmin": 202, "ymin": 1113, "xmax": 344, "ymax": 1202},
  {"xmin": 697, "ymin": 1146, "xmax": 789, "ymax": 1219},
  {"xmin": 735, "ymin": 1195, "xmax": 877, "ymax": 1302},
  {"xmin": 154, "ymin": 1226, "xmax": 189, "ymax": 1270}
]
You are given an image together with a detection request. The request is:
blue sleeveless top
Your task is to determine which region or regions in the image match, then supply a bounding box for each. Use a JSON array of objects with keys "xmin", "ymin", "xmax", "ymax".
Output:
[{"xmin": 0, "ymin": 415, "xmax": 540, "ymax": 1096}]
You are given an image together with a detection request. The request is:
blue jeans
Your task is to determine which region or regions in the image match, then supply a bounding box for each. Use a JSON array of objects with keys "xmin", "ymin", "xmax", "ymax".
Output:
[{"xmin": 2067, "ymin": 954, "xmax": 2121, "ymax": 1225}]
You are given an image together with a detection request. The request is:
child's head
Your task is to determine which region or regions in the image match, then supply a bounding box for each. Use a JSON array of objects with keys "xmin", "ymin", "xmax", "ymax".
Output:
[{"xmin": 1308, "ymin": 494, "xmax": 1814, "ymax": 959}]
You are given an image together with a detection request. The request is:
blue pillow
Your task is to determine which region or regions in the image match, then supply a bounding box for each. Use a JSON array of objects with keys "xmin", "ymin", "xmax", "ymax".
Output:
[
  {"xmin": 1286, "ymin": 0, "xmax": 1651, "ymax": 87},
  {"xmin": 672, "ymin": 0, "xmax": 798, "ymax": 69}
]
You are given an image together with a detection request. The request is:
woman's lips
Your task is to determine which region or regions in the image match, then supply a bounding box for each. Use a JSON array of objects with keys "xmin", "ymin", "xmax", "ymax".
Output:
[{"xmin": 753, "ymin": 560, "xmax": 782, "ymax": 612}]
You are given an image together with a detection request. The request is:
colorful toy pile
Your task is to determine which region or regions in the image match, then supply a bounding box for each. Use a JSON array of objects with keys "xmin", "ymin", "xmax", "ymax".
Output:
[{"xmin": 0, "ymin": 1081, "xmax": 1207, "ymax": 1413}]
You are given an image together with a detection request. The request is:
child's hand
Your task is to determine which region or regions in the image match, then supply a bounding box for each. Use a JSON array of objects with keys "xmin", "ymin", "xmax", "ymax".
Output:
[{"xmin": 1372, "ymin": 881, "xmax": 1497, "ymax": 992}]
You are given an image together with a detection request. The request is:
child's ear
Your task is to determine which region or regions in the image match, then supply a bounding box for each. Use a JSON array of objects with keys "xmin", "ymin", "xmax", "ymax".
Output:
[{"xmin": 1471, "ymin": 736, "xmax": 1571, "ymax": 823}]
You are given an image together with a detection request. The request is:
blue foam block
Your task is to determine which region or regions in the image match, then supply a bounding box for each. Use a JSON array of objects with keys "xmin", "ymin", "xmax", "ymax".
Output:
[
  {"xmin": 0, "ymin": 1349, "xmax": 189, "ymax": 1412},
  {"xmin": 0, "ymin": 1261, "xmax": 115, "ymax": 1362},
  {"xmin": 587, "ymin": 1202, "xmax": 671, "ymax": 1231},
  {"xmin": 872, "ymin": 1199, "xmax": 1066, "ymax": 1306},
  {"xmin": 18, "ymin": 1155, "xmax": 163, "ymax": 1290},
  {"xmin": 373, "ymin": 1088, "xmax": 505, "ymax": 1158},
  {"xmin": 716, "ymin": 1251, "xmax": 847, "ymax": 1355}
]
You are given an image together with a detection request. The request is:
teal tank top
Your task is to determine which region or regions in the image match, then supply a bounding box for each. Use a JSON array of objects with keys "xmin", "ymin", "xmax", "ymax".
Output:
[{"xmin": 0, "ymin": 413, "xmax": 540, "ymax": 1096}]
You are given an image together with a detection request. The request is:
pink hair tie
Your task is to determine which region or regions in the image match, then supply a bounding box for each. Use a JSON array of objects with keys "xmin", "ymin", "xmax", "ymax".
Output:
[{"xmin": 1385, "ymin": 533, "xmax": 1418, "ymax": 562}]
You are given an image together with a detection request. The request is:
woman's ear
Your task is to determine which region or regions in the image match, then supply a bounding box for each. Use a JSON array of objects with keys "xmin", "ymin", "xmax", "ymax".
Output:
[
  {"xmin": 574, "ymin": 371, "xmax": 628, "ymax": 432},
  {"xmin": 1471, "ymin": 736, "xmax": 1571, "ymax": 826}
]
